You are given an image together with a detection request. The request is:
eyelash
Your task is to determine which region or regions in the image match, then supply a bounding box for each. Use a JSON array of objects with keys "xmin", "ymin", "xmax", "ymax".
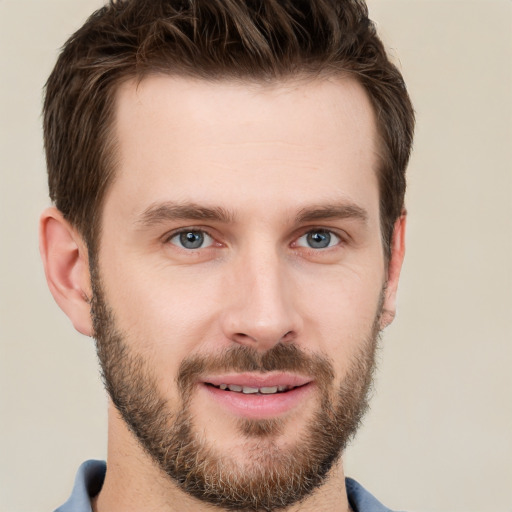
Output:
[
  {"xmin": 165, "ymin": 228, "xmax": 216, "ymax": 250},
  {"xmin": 164, "ymin": 227, "xmax": 346, "ymax": 252}
]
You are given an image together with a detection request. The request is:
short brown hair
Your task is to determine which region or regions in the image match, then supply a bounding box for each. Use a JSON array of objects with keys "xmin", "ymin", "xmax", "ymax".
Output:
[{"xmin": 44, "ymin": 0, "xmax": 414, "ymax": 256}]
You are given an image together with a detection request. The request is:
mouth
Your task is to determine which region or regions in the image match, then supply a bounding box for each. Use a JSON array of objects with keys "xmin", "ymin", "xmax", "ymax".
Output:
[
  {"xmin": 199, "ymin": 373, "xmax": 314, "ymax": 419},
  {"xmin": 205, "ymin": 383, "xmax": 301, "ymax": 394}
]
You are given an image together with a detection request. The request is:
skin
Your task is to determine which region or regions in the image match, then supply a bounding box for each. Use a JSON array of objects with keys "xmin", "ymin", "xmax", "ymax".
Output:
[{"xmin": 40, "ymin": 75, "xmax": 406, "ymax": 512}]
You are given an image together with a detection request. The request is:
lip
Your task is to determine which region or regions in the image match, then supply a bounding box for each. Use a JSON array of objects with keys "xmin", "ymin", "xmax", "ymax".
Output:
[
  {"xmin": 199, "ymin": 373, "xmax": 314, "ymax": 420},
  {"xmin": 202, "ymin": 372, "xmax": 312, "ymax": 389}
]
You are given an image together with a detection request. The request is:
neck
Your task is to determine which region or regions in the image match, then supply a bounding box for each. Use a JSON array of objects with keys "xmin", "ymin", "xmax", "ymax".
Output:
[{"xmin": 93, "ymin": 404, "xmax": 351, "ymax": 512}]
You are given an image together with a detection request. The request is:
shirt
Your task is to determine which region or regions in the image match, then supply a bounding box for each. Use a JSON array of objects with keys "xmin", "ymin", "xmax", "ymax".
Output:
[{"xmin": 55, "ymin": 459, "xmax": 397, "ymax": 512}]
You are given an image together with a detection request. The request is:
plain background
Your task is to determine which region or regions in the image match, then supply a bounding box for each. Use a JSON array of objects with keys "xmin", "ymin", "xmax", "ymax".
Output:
[{"xmin": 0, "ymin": 1, "xmax": 511, "ymax": 511}]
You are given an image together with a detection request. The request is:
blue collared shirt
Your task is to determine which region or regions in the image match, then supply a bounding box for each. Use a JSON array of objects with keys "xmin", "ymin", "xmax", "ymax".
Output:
[{"xmin": 55, "ymin": 459, "xmax": 398, "ymax": 512}]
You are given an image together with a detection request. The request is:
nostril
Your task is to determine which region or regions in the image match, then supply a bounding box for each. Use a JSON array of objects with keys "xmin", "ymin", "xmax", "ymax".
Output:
[
  {"xmin": 233, "ymin": 331, "xmax": 295, "ymax": 344},
  {"xmin": 280, "ymin": 331, "xmax": 295, "ymax": 343}
]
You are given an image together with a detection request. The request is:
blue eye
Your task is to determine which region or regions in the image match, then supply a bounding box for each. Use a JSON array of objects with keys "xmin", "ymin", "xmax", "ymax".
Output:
[
  {"xmin": 297, "ymin": 230, "xmax": 340, "ymax": 249},
  {"xmin": 169, "ymin": 230, "xmax": 213, "ymax": 249}
]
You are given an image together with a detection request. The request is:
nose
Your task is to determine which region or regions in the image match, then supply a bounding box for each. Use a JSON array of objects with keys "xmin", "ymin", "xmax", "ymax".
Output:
[{"xmin": 219, "ymin": 246, "xmax": 302, "ymax": 352}]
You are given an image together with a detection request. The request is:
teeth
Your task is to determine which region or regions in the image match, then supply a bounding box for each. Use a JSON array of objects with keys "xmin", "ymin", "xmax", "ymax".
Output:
[
  {"xmin": 260, "ymin": 386, "xmax": 278, "ymax": 394},
  {"xmin": 216, "ymin": 383, "xmax": 291, "ymax": 394},
  {"xmin": 242, "ymin": 386, "xmax": 259, "ymax": 394}
]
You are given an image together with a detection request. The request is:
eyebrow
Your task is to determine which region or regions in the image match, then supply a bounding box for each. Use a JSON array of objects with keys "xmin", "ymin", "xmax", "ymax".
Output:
[
  {"xmin": 137, "ymin": 201, "xmax": 235, "ymax": 227},
  {"xmin": 295, "ymin": 203, "xmax": 368, "ymax": 224},
  {"xmin": 137, "ymin": 200, "xmax": 368, "ymax": 228}
]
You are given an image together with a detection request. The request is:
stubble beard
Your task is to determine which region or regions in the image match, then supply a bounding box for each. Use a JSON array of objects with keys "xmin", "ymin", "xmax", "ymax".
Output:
[{"xmin": 90, "ymin": 270, "xmax": 382, "ymax": 511}]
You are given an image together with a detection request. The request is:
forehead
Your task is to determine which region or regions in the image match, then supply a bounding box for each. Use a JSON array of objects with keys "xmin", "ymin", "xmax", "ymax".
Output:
[{"xmin": 108, "ymin": 74, "xmax": 380, "ymax": 219}]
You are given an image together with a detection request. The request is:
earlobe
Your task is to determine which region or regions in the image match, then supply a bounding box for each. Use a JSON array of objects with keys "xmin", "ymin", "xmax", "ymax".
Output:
[
  {"xmin": 39, "ymin": 207, "xmax": 94, "ymax": 336},
  {"xmin": 380, "ymin": 211, "xmax": 407, "ymax": 330}
]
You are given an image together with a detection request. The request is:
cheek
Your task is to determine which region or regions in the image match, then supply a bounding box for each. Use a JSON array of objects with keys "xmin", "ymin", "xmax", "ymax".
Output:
[
  {"xmin": 100, "ymin": 258, "xmax": 223, "ymax": 356},
  {"xmin": 295, "ymin": 265, "xmax": 384, "ymax": 356}
]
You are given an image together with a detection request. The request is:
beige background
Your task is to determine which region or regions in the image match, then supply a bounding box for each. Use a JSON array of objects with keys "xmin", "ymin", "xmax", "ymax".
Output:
[{"xmin": 1, "ymin": 1, "xmax": 511, "ymax": 511}]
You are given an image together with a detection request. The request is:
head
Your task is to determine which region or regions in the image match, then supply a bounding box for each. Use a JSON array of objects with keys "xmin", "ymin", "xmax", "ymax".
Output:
[
  {"xmin": 40, "ymin": 1, "xmax": 414, "ymax": 510},
  {"xmin": 44, "ymin": 0, "xmax": 414, "ymax": 259}
]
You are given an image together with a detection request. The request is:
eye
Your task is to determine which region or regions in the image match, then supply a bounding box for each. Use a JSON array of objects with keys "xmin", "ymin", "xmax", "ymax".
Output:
[
  {"xmin": 168, "ymin": 230, "xmax": 214, "ymax": 250},
  {"xmin": 296, "ymin": 229, "xmax": 341, "ymax": 249}
]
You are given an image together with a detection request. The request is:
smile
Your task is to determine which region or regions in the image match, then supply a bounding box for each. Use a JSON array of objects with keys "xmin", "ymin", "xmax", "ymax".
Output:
[
  {"xmin": 199, "ymin": 374, "xmax": 314, "ymax": 419},
  {"xmin": 206, "ymin": 383, "xmax": 299, "ymax": 394}
]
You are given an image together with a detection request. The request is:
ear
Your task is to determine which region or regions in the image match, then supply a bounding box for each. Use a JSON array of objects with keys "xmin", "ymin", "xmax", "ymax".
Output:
[
  {"xmin": 39, "ymin": 207, "xmax": 93, "ymax": 336},
  {"xmin": 380, "ymin": 211, "xmax": 407, "ymax": 329}
]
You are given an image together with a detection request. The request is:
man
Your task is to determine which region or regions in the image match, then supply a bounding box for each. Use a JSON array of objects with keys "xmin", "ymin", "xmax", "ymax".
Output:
[{"xmin": 39, "ymin": 0, "xmax": 414, "ymax": 511}]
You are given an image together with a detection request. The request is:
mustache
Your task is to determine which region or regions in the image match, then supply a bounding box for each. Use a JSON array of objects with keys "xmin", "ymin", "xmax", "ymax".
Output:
[{"xmin": 176, "ymin": 343, "xmax": 335, "ymax": 397}]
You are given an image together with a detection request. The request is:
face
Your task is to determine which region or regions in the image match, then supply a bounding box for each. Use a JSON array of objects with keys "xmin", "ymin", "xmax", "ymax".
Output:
[{"xmin": 92, "ymin": 75, "xmax": 393, "ymax": 510}]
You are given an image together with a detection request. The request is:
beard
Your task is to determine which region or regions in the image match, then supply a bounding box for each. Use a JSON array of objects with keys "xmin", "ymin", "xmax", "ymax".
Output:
[{"xmin": 90, "ymin": 270, "xmax": 382, "ymax": 511}]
